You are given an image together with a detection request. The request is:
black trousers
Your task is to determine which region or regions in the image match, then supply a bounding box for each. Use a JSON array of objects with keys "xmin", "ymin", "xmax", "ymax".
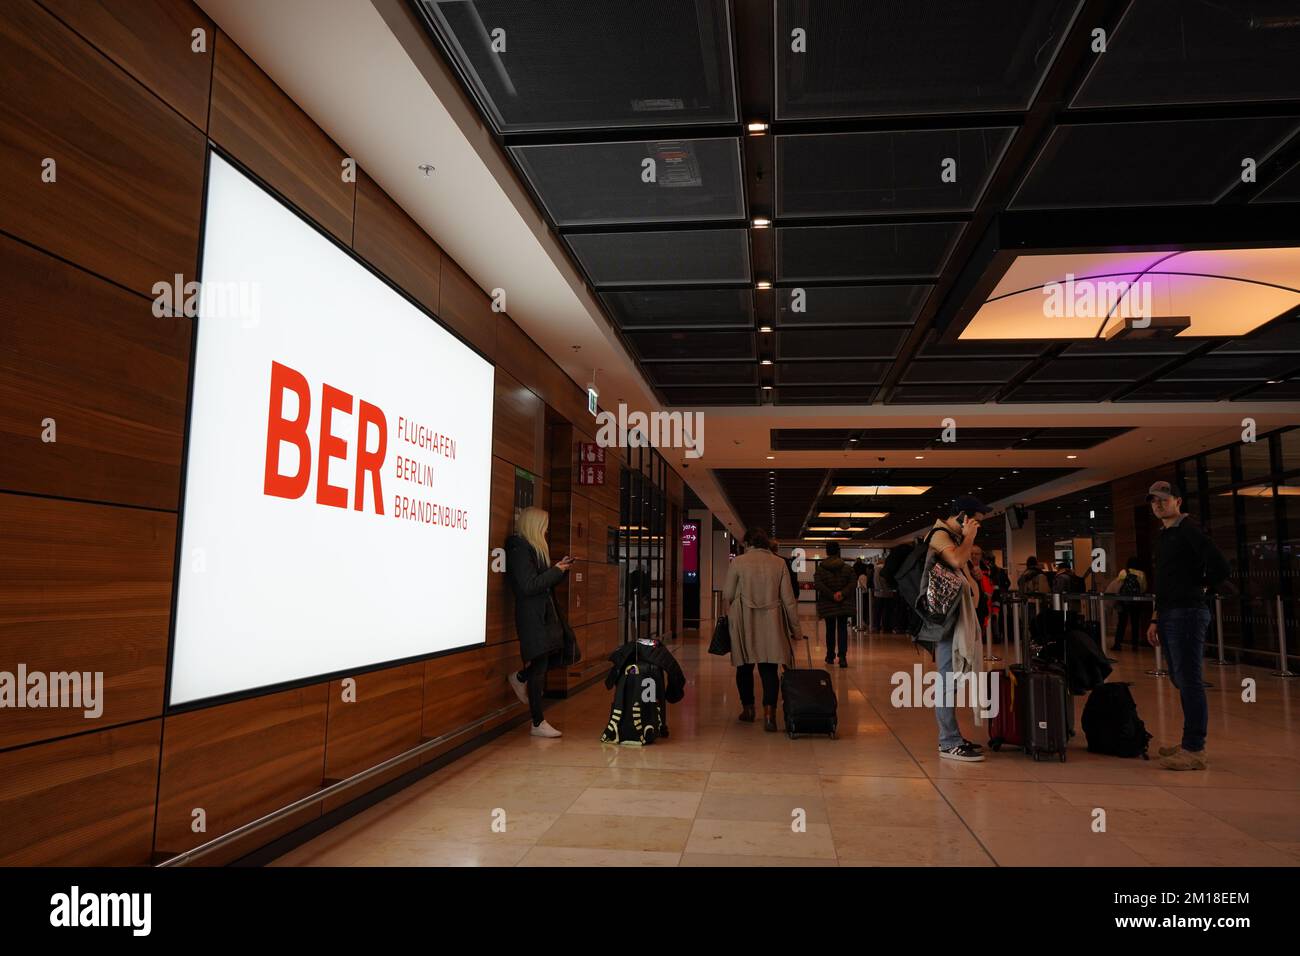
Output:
[
  {"xmin": 736, "ymin": 663, "xmax": 779, "ymax": 708},
  {"xmin": 1114, "ymin": 605, "xmax": 1142, "ymax": 649},
  {"xmin": 824, "ymin": 615, "xmax": 849, "ymax": 661},
  {"xmin": 517, "ymin": 656, "xmax": 549, "ymax": 725}
]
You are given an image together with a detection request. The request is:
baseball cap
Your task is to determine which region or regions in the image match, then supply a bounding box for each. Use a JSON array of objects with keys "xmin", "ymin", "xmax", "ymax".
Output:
[
  {"xmin": 951, "ymin": 494, "xmax": 991, "ymax": 517},
  {"xmin": 1146, "ymin": 480, "xmax": 1184, "ymax": 502}
]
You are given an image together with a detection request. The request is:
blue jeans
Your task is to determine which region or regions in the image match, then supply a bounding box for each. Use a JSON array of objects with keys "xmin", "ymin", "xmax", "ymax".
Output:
[
  {"xmin": 934, "ymin": 638, "xmax": 964, "ymax": 749},
  {"xmin": 1159, "ymin": 607, "xmax": 1211, "ymax": 752}
]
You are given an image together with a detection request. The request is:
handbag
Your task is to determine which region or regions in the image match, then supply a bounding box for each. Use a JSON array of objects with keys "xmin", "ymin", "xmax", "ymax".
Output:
[
  {"xmin": 550, "ymin": 593, "xmax": 581, "ymax": 664},
  {"xmin": 921, "ymin": 550, "xmax": 964, "ymax": 623},
  {"xmin": 707, "ymin": 615, "xmax": 732, "ymax": 656}
]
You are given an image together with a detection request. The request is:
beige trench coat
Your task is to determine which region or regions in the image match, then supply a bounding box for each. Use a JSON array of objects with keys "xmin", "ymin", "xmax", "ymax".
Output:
[{"xmin": 723, "ymin": 547, "xmax": 798, "ymax": 667}]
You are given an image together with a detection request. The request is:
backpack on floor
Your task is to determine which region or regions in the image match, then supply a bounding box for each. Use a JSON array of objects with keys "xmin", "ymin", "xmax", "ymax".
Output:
[
  {"xmin": 600, "ymin": 662, "xmax": 667, "ymax": 745},
  {"xmin": 1081, "ymin": 682, "xmax": 1152, "ymax": 759}
]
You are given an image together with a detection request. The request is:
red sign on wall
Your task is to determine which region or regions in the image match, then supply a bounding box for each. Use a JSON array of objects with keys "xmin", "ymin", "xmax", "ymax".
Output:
[{"xmin": 577, "ymin": 443, "xmax": 605, "ymax": 485}]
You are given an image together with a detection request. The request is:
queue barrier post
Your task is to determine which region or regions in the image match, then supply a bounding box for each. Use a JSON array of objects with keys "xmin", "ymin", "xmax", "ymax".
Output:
[
  {"xmin": 1274, "ymin": 595, "xmax": 1296, "ymax": 678},
  {"xmin": 983, "ymin": 610, "xmax": 1001, "ymax": 663},
  {"xmin": 1206, "ymin": 594, "xmax": 1229, "ymax": 667}
]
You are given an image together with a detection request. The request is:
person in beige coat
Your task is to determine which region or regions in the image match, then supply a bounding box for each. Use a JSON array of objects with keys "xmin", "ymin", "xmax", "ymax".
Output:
[{"xmin": 723, "ymin": 527, "xmax": 799, "ymax": 731}]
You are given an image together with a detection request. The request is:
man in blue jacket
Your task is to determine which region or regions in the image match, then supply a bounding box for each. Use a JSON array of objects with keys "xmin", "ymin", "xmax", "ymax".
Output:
[{"xmin": 1145, "ymin": 481, "xmax": 1233, "ymax": 771}]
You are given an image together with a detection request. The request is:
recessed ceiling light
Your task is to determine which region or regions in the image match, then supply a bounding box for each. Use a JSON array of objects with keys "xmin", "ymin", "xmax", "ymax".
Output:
[
  {"xmin": 766, "ymin": 455, "xmax": 774, "ymax": 460},
  {"xmin": 759, "ymin": 326, "xmax": 773, "ymax": 333},
  {"xmin": 914, "ymin": 455, "xmax": 924, "ymax": 460},
  {"xmin": 1067, "ymin": 454, "xmax": 1078, "ymax": 459},
  {"xmin": 756, "ymin": 280, "xmax": 773, "ymax": 290},
  {"xmin": 752, "ymin": 217, "xmax": 771, "ymax": 228},
  {"xmin": 747, "ymin": 121, "xmax": 769, "ymax": 134},
  {"xmin": 762, "ymin": 385, "xmax": 773, "ymax": 391},
  {"xmin": 761, "ymin": 359, "xmax": 773, "ymax": 366}
]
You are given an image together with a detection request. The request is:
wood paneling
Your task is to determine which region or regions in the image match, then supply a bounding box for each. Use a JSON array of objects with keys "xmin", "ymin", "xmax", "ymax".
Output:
[
  {"xmin": 559, "ymin": 559, "xmax": 589, "ymax": 628},
  {"xmin": 323, "ymin": 663, "xmax": 423, "ymax": 782},
  {"xmin": 38, "ymin": 0, "xmax": 214, "ymax": 130},
  {"xmin": 0, "ymin": 719, "xmax": 161, "ymax": 866},
  {"xmin": 493, "ymin": 368, "xmax": 544, "ymax": 473},
  {"xmin": 353, "ymin": 170, "xmax": 441, "ymax": 317},
  {"xmin": 0, "ymin": 235, "xmax": 190, "ymax": 509},
  {"xmin": 154, "ymin": 684, "xmax": 328, "ymax": 855},
  {"xmin": 494, "ymin": 317, "xmax": 587, "ymax": 425},
  {"xmin": 0, "ymin": 0, "xmax": 206, "ymax": 295},
  {"xmin": 586, "ymin": 556, "xmax": 617, "ymax": 622},
  {"xmin": 487, "ymin": 455, "xmax": 516, "ymax": 644},
  {"xmin": 0, "ymin": 494, "xmax": 173, "ymax": 750},
  {"xmin": 438, "ymin": 257, "xmax": 498, "ymax": 360},
  {"xmin": 209, "ymin": 31, "xmax": 353, "ymax": 243},
  {"xmin": 422, "ymin": 648, "xmax": 486, "ymax": 742}
]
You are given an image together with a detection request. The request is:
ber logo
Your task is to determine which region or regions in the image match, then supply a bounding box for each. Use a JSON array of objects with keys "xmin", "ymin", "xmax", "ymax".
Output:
[{"xmin": 263, "ymin": 360, "xmax": 387, "ymax": 513}]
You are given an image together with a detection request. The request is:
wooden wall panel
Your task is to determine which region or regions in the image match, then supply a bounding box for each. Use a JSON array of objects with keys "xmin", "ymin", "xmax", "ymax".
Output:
[
  {"xmin": 38, "ymin": 0, "xmax": 214, "ymax": 130},
  {"xmin": 559, "ymin": 559, "xmax": 589, "ymax": 628},
  {"xmin": 0, "ymin": 494, "xmax": 173, "ymax": 750},
  {"xmin": 586, "ymin": 558, "xmax": 616, "ymax": 623},
  {"xmin": 352, "ymin": 170, "xmax": 441, "ymax": 318},
  {"xmin": 482, "ymin": 639, "xmax": 523, "ymax": 716},
  {"xmin": 0, "ymin": 0, "xmax": 206, "ymax": 295},
  {"xmin": 209, "ymin": 31, "xmax": 353, "ymax": 243},
  {"xmin": 422, "ymin": 649, "xmax": 486, "ymax": 742},
  {"xmin": 487, "ymin": 455, "xmax": 516, "ymax": 645},
  {"xmin": 323, "ymin": 663, "xmax": 423, "ymax": 782},
  {"xmin": 438, "ymin": 257, "xmax": 498, "ymax": 360},
  {"xmin": 493, "ymin": 368, "xmax": 544, "ymax": 473},
  {"xmin": 0, "ymin": 235, "xmax": 191, "ymax": 509},
  {"xmin": 0, "ymin": 719, "xmax": 161, "ymax": 866},
  {"xmin": 155, "ymin": 684, "xmax": 328, "ymax": 855},
  {"xmin": 495, "ymin": 317, "xmax": 589, "ymax": 425}
]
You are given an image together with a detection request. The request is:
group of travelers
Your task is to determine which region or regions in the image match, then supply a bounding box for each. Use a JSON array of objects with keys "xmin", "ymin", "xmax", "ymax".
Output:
[{"xmin": 504, "ymin": 479, "xmax": 1230, "ymax": 773}]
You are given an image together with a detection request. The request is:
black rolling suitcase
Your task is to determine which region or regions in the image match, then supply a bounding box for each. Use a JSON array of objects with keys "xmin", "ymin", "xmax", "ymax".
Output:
[
  {"xmin": 1019, "ymin": 664, "xmax": 1070, "ymax": 761},
  {"xmin": 781, "ymin": 634, "xmax": 838, "ymax": 739}
]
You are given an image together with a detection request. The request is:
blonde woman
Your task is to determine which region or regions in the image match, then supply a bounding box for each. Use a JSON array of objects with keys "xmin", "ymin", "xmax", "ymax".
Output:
[{"xmin": 505, "ymin": 507, "xmax": 573, "ymax": 737}]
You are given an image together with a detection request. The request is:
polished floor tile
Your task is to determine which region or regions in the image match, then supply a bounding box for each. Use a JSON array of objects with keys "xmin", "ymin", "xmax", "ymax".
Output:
[{"xmin": 274, "ymin": 623, "xmax": 1298, "ymax": 867}]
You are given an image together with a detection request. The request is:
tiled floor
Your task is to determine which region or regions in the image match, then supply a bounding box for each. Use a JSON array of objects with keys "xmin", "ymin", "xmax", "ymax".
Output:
[{"xmin": 273, "ymin": 604, "xmax": 1300, "ymax": 867}]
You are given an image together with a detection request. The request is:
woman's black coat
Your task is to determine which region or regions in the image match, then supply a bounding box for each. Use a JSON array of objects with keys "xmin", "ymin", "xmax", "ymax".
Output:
[{"xmin": 505, "ymin": 534, "xmax": 566, "ymax": 663}]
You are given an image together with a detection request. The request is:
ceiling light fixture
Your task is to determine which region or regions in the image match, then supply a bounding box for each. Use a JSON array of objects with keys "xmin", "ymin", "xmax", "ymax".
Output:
[
  {"xmin": 756, "ymin": 280, "xmax": 773, "ymax": 290},
  {"xmin": 761, "ymin": 359, "xmax": 773, "ymax": 366},
  {"xmin": 831, "ymin": 485, "xmax": 931, "ymax": 496},
  {"xmin": 747, "ymin": 121, "xmax": 769, "ymax": 134},
  {"xmin": 752, "ymin": 217, "xmax": 771, "ymax": 229},
  {"xmin": 759, "ymin": 326, "xmax": 773, "ymax": 333}
]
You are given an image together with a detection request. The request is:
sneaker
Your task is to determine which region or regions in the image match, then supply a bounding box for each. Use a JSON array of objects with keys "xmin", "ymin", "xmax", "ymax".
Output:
[
  {"xmin": 939, "ymin": 742, "xmax": 985, "ymax": 762},
  {"xmin": 960, "ymin": 738, "xmax": 985, "ymax": 752},
  {"xmin": 1159, "ymin": 749, "xmax": 1207, "ymax": 771},
  {"xmin": 838, "ymin": 659, "xmax": 848, "ymax": 668},
  {"xmin": 1157, "ymin": 743, "xmax": 1181, "ymax": 758},
  {"xmin": 530, "ymin": 720, "xmax": 562, "ymax": 738},
  {"xmin": 507, "ymin": 672, "xmax": 529, "ymax": 706}
]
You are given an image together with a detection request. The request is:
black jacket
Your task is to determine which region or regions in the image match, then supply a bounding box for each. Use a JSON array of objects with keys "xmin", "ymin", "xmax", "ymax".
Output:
[
  {"xmin": 605, "ymin": 640, "xmax": 686, "ymax": 704},
  {"xmin": 1153, "ymin": 516, "xmax": 1232, "ymax": 612},
  {"xmin": 814, "ymin": 557, "xmax": 856, "ymax": 618},
  {"xmin": 505, "ymin": 534, "xmax": 565, "ymax": 662}
]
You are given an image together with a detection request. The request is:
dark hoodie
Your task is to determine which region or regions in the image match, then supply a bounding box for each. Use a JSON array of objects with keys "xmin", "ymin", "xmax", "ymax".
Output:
[{"xmin": 814, "ymin": 557, "xmax": 856, "ymax": 619}]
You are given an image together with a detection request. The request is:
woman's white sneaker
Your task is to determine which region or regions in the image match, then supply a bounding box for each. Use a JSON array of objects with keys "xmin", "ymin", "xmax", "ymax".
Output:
[
  {"xmin": 530, "ymin": 720, "xmax": 562, "ymax": 738},
  {"xmin": 507, "ymin": 672, "xmax": 529, "ymax": 705}
]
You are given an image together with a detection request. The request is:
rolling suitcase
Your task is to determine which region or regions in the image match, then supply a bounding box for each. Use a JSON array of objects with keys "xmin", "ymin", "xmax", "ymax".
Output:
[
  {"xmin": 1019, "ymin": 664, "xmax": 1070, "ymax": 762},
  {"xmin": 987, "ymin": 666, "xmax": 1023, "ymax": 752},
  {"xmin": 781, "ymin": 634, "xmax": 838, "ymax": 739}
]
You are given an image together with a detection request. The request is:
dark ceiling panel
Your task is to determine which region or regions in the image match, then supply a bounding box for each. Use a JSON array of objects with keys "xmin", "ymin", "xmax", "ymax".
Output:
[
  {"xmin": 776, "ymin": 284, "xmax": 931, "ymax": 327},
  {"xmin": 775, "ymin": 361, "xmax": 889, "ymax": 384},
  {"xmin": 1061, "ymin": 337, "xmax": 1203, "ymax": 358},
  {"xmin": 775, "ymin": 327, "xmax": 906, "ymax": 360},
  {"xmin": 887, "ymin": 383, "xmax": 1001, "ymax": 404},
  {"xmin": 776, "ymin": 128, "xmax": 1014, "ymax": 217},
  {"xmin": 644, "ymin": 362, "xmax": 758, "ymax": 386},
  {"xmin": 568, "ymin": 229, "xmax": 750, "ymax": 286},
  {"xmin": 775, "ymin": 385, "xmax": 877, "ymax": 405},
  {"xmin": 660, "ymin": 385, "xmax": 759, "ymax": 406},
  {"xmin": 1002, "ymin": 380, "xmax": 1120, "ymax": 403},
  {"xmin": 1072, "ymin": 0, "xmax": 1300, "ymax": 109},
  {"xmin": 1160, "ymin": 353, "xmax": 1300, "ymax": 381},
  {"xmin": 715, "ymin": 468, "xmax": 829, "ymax": 539},
  {"xmin": 902, "ymin": 358, "xmax": 1032, "ymax": 383},
  {"xmin": 1255, "ymin": 158, "xmax": 1300, "ymax": 203},
  {"xmin": 628, "ymin": 329, "xmax": 755, "ymax": 361},
  {"xmin": 1118, "ymin": 380, "xmax": 1256, "ymax": 402},
  {"xmin": 511, "ymin": 138, "xmax": 744, "ymax": 226},
  {"xmin": 774, "ymin": 0, "xmax": 1081, "ymax": 118},
  {"xmin": 417, "ymin": 0, "xmax": 737, "ymax": 132},
  {"xmin": 1030, "ymin": 356, "xmax": 1176, "ymax": 381},
  {"xmin": 776, "ymin": 222, "xmax": 965, "ymax": 281},
  {"xmin": 602, "ymin": 288, "xmax": 754, "ymax": 329},
  {"xmin": 1011, "ymin": 118, "xmax": 1300, "ymax": 209},
  {"xmin": 1234, "ymin": 380, "xmax": 1300, "ymax": 401},
  {"xmin": 1213, "ymin": 315, "xmax": 1300, "ymax": 352}
]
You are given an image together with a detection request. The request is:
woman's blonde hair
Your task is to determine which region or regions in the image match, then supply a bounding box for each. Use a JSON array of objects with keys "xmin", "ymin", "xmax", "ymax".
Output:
[{"xmin": 516, "ymin": 506, "xmax": 551, "ymax": 566}]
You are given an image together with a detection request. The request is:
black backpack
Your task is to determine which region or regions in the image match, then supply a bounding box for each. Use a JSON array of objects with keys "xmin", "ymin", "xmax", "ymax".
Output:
[
  {"xmin": 600, "ymin": 662, "xmax": 667, "ymax": 745},
  {"xmin": 1119, "ymin": 572, "xmax": 1142, "ymax": 597},
  {"xmin": 1081, "ymin": 683, "xmax": 1152, "ymax": 759},
  {"xmin": 893, "ymin": 527, "xmax": 953, "ymax": 630}
]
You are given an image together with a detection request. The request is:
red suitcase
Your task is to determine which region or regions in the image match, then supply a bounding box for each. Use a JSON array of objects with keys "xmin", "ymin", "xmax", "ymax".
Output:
[{"xmin": 987, "ymin": 666, "xmax": 1023, "ymax": 751}]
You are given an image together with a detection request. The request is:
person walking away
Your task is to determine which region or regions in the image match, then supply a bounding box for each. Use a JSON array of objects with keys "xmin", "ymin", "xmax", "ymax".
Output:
[
  {"xmin": 1105, "ymin": 556, "xmax": 1148, "ymax": 652},
  {"xmin": 872, "ymin": 557, "xmax": 896, "ymax": 632},
  {"xmin": 724, "ymin": 527, "xmax": 799, "ymax": 731},
  {"xmin": 505, "ymin": 507, "xmax": 573, "ymax": 738},
  {"xmin": 815, "ymin": 542, "xmax": 856, "ymax": 667},
  {"xmin": 1146, "ymin": 481, "xmax": 1232, "ymax": 771},
  {"xmin": 920, "ymin": 496, "xmax": 989, "ymax": 762}
]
